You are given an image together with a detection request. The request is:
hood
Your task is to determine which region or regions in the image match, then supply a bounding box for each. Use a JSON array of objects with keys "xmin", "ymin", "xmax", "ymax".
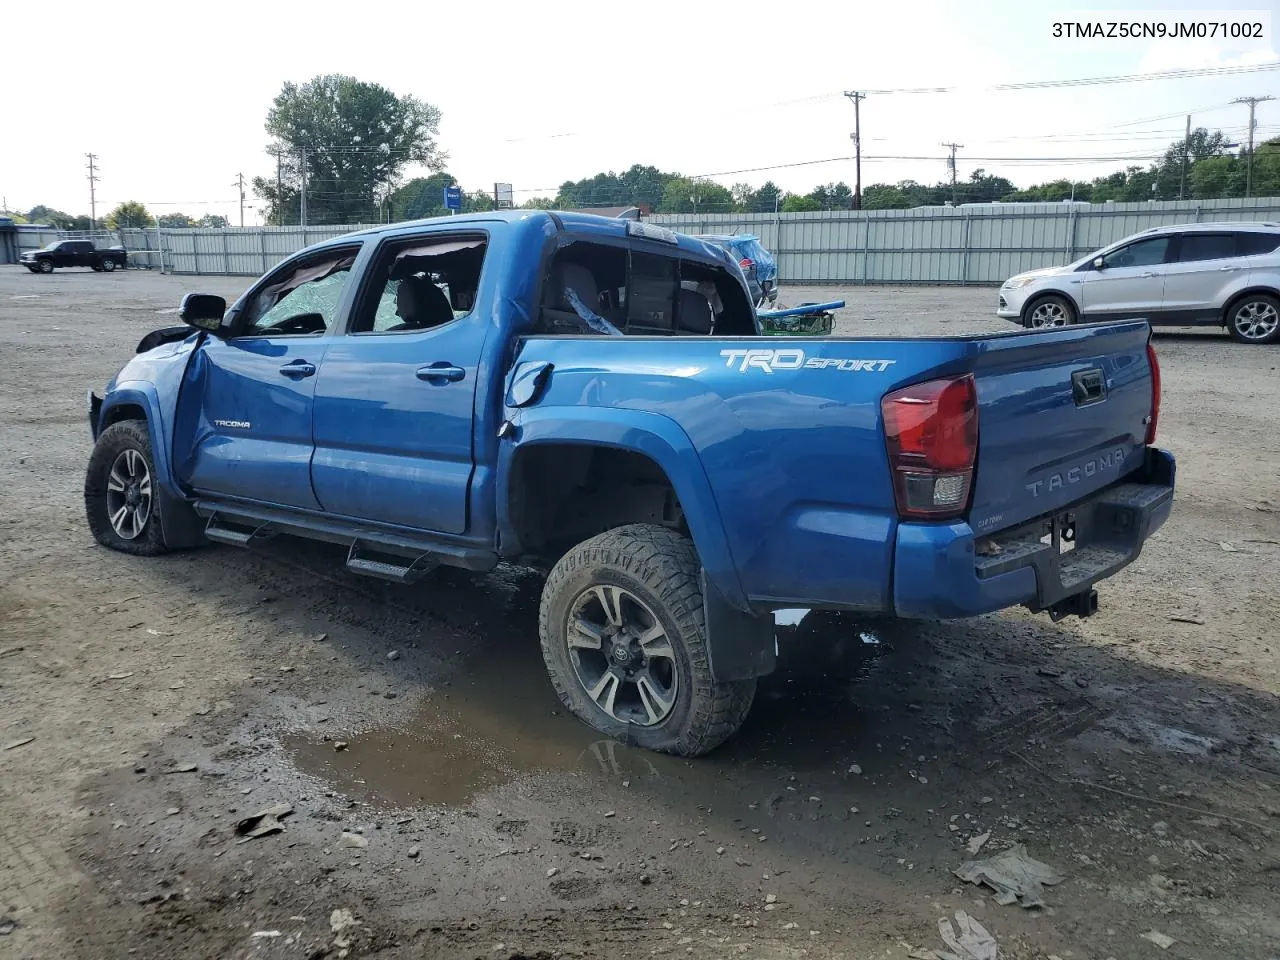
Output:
[{"xmin": 1003, "ymin": 264, "xmax": 1070, "ymax": 285}]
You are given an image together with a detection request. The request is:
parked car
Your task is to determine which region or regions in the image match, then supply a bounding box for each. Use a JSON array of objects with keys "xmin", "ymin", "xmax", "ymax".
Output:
[
  {"xmin": 696, "ymin": 234, "xmax": 778, "ymax": 305},
  {"xmin": 84, "ymin": 211, "xmax": 1174, "ymax": 755},
  {"xmin": 20, "ymin": 239, "xmax": 127, "ymax": 274},
  {"xmin": 997, "ymin": 221, "xmax": 1280, "ymax": 344}
]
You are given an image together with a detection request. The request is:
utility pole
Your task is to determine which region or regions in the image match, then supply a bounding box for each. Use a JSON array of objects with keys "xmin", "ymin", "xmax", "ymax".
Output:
[
  {"xmin": 85, "ymin": 153, "xmax": 100, "ymax": 229},
  {"xmin": 269, "ymin": 147, "xmax": 284, "ymax": 226},
  {"xmin": 298, "ymin": 147, "xmax": 308, "ymax": 226},
  {"xmin": 942, "ymin": 142, "xmax": 963, "ymax": 205},
  {"xmin": 1179, "ymin": 114, "xmax": 1191, "ymax": 201},
  {"xmin": 1233, "ymin": 95, "xmax": 1275, "ymax": 198},
  {"xmin": 843, "ymin": 91, "xmax": 865, "ymax": 209},
  {"xmin": 232, "ymin": 172, "xmax": 246, "ymax": 227}
]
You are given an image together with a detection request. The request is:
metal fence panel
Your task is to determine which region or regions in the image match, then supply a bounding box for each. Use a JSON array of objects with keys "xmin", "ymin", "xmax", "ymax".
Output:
[{"xmin": 66, "ymin": 199, "xmax": 1280, "ymax": 282}]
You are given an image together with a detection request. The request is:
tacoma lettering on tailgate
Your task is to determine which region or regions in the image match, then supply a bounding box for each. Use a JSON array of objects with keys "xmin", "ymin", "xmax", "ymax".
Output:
[{"xmin": 1025, "ymin": 446, "xmax": 1127, "ymax": 497}]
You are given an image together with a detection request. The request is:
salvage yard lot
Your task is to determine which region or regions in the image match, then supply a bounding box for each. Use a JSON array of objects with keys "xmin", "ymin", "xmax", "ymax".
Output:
[{"xmin": 1, "ymin": 265, "xmax": 1278, "ymax": 959}]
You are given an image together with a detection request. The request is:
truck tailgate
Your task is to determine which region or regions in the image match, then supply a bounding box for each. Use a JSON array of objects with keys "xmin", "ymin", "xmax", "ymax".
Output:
[{"xmin": 966, "ymin": 321, "xmax": 1155, "ymax": 536}]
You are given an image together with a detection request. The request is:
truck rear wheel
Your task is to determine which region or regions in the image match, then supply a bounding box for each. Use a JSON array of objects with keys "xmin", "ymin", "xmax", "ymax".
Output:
[
  {"xmin": 85, "ymin": 420, "xmax": 170, "ymax": 556},
  {"xmin": 539, "ymin": 524, "xmax": 755, "ymax": 756}
]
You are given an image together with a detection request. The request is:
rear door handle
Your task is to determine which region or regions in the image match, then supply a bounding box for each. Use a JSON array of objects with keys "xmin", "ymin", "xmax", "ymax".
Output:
[
  {"xmin": 416, "ymin": 363, "xmax": 465, "ymax": 383},
  {"xmin": 278, "ymin": 360, "xmax": 316, "ymax": 379},
  {"xmin": 1140, "ymin": 271, "xmax": 1155, "ymax": 278},
  {"xmin": 1219, "ymin": 265, "xmax": 1237, "ymax": 271}
]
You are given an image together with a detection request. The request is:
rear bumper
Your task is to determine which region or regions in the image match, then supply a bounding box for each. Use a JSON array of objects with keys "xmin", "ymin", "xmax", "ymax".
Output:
[{"xmin": 893, "ymin": 447, "xmax": 1175, "ymax": 619}]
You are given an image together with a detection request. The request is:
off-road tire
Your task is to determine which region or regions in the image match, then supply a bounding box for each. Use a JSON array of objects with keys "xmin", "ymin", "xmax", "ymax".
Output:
[
  {"xmin": 1024, "ymin": 293, "xmax": 1075, "ymax": 328},
  {"xmin": 539, "ymin": 524, "xmax": 755, "ymax": 756},
  {"xmin": 84, "ymin": 420, "xmax": 170, "ymax": 556}
]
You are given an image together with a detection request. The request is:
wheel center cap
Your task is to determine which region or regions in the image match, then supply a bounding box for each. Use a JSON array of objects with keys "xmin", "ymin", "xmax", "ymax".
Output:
[{"xmin": 612, "ymin": 645, "xmax": 632, "ymax": 664}]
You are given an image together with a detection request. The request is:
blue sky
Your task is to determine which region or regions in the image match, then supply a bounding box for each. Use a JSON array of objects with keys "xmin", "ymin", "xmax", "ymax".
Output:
[{"xmin": 2, "ymin": 0, "xmax": 1276, "ymax": 223}]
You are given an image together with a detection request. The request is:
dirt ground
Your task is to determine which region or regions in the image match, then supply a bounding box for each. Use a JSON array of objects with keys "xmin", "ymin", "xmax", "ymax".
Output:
[{"xmin": 1, "ymin": 265, "xmax": 1277, "ymax": 960}]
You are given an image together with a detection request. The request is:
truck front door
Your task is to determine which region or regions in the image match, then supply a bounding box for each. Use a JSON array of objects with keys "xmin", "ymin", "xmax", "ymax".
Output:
[
  {"xmin": 173, "ymin": 248, "xmax": 360, "ymax": 510},
  {"xmin": 309, "ymin": 229, "xmax": 490, "ymax": 535}
]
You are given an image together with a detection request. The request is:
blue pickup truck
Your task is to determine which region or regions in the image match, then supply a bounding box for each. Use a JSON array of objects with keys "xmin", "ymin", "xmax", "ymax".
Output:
[{"xmin": 84, "ymin": 211, "xmax": 1175, "ymax": 755}]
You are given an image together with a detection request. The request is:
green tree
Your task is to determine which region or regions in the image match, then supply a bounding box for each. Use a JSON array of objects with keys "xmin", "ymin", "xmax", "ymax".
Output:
[
  {"xmin": 1248, "ymin": 138, "xmax": 1280, "ymax": 196},
  {"xmin": 388, "ymin": 172, "xmax": 459, "ymax": 221},
  {"xmin": 157, "ymin": 212, "xmax": 195, "ymax": 228},
  {"xmin": 252, "ymin": 74, "xmax": 445, "ymax": 226},
  {"xmin": 748, "ymin": 181, "xmax": 783, "ymax": 212},
  {"xmin": 25, "ymin": 205, "xmax": 67, "ymax": 226},
  {"xmin": 105, "ymin": 201, "xmax": 154, "ymax": 229},
  {"xmin": 463, "ymin": 190, "xmax": 495, "ymax": 213},
  {"xmin": 197, "ymin": 214, "xmax": 230, "ymax": 228},
  {"xmin": 862, "ymin": 184, "xmax": 912, "ymax": 209},
  {"xmin": 806, "ymin": 182, "xmax": 854, "ymax": 210},
  {"xmin": 658, "ymin": 177, "xmax": 734, "ymax": 213},
  {"xmin": 521, "ymin": 196, "xmax": 556, "ymax": 209},
  {"xmin": 781, "ymin": 194, "xmax": 822, "ymax": 212}
]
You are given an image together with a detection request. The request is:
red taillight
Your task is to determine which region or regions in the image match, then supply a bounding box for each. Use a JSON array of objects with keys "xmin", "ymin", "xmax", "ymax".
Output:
[
  {"xmin": 739, "ymin": 257, "xmax": 754, "ymax": 270},
  {"xmin": 882, "ymin": 375, "xmax": 978, "ymax": 520},
  {"xmin": 1145, "ymin": 341, "xmax": 1160, "ymax": 445}
]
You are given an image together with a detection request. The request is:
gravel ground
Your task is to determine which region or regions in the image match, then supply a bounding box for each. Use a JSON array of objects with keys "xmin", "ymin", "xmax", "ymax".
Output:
[{"xmin": 1, "ymin": 265, "xmax": 1278, "ymax": 960}]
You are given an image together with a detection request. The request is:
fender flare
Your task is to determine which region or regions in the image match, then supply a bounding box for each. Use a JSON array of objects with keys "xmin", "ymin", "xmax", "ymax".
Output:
[
  {"xmin": 97, "ymin": 384, "xmax": 205, "ymax": 549},
  {"xmin": 99, "ymin": 383, "xmax": 179, "ymax": 492},
  {"xmin": 498, "ymin": 406, "xmax": 745, "ymax": 606},
  {"xmin": 497, "ymin": 407, "xmax": 775, "ymax": 681}
]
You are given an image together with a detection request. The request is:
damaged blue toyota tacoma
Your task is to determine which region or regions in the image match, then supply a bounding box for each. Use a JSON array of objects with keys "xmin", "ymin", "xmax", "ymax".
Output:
[{"xmin": 84, "ymin": 211, "xmax": 1175, "ymax": 755}]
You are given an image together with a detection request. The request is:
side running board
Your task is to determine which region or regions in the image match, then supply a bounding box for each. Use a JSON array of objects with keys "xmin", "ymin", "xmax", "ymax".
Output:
[
  {"xmin": 204, "ymin": 514, "xmax": 276, "ymax": 546},
  {"xmin": 345, "ymin": 541, "xmax": 439, "ymax": 584}
]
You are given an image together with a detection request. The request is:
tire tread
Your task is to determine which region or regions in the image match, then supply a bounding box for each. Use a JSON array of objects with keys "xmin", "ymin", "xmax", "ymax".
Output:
[{"xmin": 538, "ymin": 523, "xmax": 754, "ymax": 757}]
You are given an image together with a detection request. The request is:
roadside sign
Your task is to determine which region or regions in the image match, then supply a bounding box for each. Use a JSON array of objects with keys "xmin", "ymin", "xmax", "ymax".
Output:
[{"xmin": 444, "ymin": 185, "xmax": 462, "ymax": 212}]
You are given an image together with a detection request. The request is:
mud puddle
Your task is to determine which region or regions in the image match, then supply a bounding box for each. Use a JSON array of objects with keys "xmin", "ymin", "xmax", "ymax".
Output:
[{"xmin": 287, "ymin": 609, "xmax": 895, "ymax": 807}]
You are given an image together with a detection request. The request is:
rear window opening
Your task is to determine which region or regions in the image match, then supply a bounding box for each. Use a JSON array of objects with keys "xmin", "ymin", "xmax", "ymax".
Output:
[{"xmin": 538, "ymin": 241, "xmax": 755, "ymax": 337}]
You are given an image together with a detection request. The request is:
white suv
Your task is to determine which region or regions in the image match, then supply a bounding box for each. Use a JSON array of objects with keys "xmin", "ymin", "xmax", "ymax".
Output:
[{"xmin": 997, "ymin": 222, "xmax": 1280, "ymax": 344}]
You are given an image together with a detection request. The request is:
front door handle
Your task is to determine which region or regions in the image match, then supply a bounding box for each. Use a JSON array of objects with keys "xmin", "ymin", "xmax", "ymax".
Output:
[
  {"xmin": 1219, "ymin": 265, "xmax": 1237, "ymax": 271},
  {"xmin": 279, "ymin": 360, "xmax": 316, "ymax": 379},
  {"xmin": 417, "ymin": 363, "xmax": 465, "ymax": 384},
  {"xmin": 1140, "ymin": 271, "xmax": 1155, "ymax": 278}
]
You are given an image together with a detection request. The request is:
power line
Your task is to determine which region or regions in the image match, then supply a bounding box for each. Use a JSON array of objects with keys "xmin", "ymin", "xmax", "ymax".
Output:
[{"xmin": 857, "ymin": 60, "xmax": 1280, "ymax": 96}]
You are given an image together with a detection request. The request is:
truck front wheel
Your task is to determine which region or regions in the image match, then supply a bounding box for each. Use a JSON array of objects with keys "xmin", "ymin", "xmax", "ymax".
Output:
[
  {"xmin": 102, "ymin": 258, "xmax": 116, "ymax": 272},
  {"xmin": 84, "ymin": 420, "xmax": 169, "ymax": 556},
  {"xmin": 38, "ymin": 259, "xmax": 53, "ymax": 274},
  {"xmin": 539, "ymin": 524, "xmax": 755, "ymax": 756}
]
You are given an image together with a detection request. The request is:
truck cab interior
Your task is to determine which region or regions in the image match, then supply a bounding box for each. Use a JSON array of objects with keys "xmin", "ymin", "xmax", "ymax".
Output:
[{"xmin": 538, "ymin": 241, "xmax": 756, "ymax": 337}]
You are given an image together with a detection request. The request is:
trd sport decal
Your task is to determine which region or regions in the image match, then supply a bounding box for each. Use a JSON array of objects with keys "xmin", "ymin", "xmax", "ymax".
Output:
[{"xmin": 719, "ymin": 349, "xmax": 895, "ymax": 374}]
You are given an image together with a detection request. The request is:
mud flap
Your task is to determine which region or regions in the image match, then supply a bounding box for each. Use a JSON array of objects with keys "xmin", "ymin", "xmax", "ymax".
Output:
[
  {"xmin": 156, "ymin": 487, "xmax": 208, "ymax": 550},
  {"xmin": 702, "ymin": 570, "xmax": 777, "ymax": 681}
]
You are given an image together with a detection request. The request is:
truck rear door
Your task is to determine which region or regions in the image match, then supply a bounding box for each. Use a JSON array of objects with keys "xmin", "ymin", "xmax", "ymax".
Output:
[{"xmin": 965, "ymin": 320, "xmax": 1156, "ymax": 535}]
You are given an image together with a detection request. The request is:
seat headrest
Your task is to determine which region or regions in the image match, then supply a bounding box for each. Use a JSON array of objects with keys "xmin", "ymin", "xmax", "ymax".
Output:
[
  {"xmin": 557, "ymin": 263, "xmax": 599, "ymax": 311},
  {"xmin": 676, "ymin": 288, "xmax": 713, "ymax": 334},
  {"xmin": 397, "ymin": 274, "xmax": 454, "ymax": 329}
]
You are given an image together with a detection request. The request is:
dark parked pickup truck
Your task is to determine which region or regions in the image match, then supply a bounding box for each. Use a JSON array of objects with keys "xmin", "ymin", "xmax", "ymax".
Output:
[
  {"xmin": 21, "ymin": 240, "xmax": 127, "ymax": 273},
  {"xmin": 84, "ymin": 211, "xmax": 1175, "ymax": 755}
]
